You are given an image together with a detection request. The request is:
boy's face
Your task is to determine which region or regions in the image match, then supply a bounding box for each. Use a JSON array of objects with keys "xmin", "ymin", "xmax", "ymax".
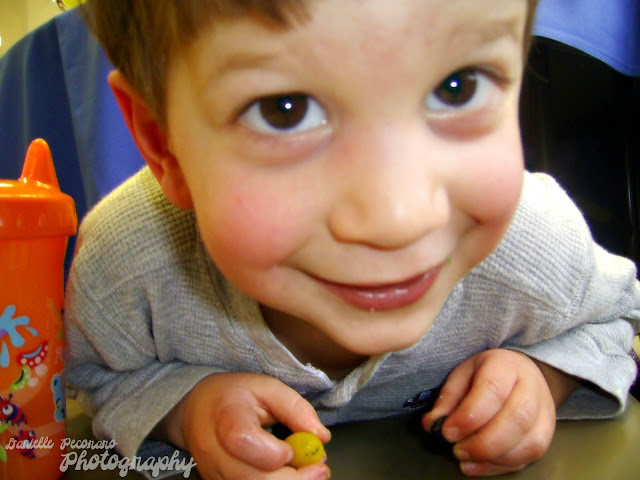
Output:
[{"xmin": 163, "ymin": 0, "xmax": 528, "ymax": 358}]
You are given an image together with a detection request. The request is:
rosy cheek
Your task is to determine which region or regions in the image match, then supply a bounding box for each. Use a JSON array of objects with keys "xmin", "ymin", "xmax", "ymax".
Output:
[
  {"xmin": 468, "ymin": 170, "xmax": 522, "ymax": 223},
  {"xmin": 199, "ymin": 188, "xmax": 307, "ymax": 274},
  {"xmin": 453, "ymin": 138, "xmax": 523, "ymax": 225}
]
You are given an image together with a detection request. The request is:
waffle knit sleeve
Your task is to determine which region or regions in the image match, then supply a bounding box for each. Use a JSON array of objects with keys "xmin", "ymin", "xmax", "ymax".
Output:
[
  {"xmin": 64, "ymin": 168, "xmax": 227, "ymax": 460},
  {"xmin": 493, "ymin": 173, "xmax": 640, "ymax": 418}
]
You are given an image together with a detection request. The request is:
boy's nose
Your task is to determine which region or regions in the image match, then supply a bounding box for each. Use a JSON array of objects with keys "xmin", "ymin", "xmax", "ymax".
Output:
[{"xmin": 327, "ymin": 135, "xmax": 450, "ymax": 250}]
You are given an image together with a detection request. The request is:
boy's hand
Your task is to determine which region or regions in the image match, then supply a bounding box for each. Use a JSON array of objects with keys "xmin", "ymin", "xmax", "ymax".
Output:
[
  {"xmin": 422, "ymin": 349, "xmax": 575, "ymax": 476},
  {"xmin": 164, "ymin": 373, "xmax": 331, "ymax": 480}
]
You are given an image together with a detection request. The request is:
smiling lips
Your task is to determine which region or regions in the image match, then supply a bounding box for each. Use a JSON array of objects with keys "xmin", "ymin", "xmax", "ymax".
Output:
[{"xmin": 322, "ymin": 265, "xmax": 443, "ymax": 311}]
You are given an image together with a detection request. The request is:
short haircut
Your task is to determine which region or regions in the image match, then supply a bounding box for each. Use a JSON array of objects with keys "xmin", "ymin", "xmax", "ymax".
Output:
[{"xmin": 82, "ymin": 0, "xmax": 539, "ymax": 125}]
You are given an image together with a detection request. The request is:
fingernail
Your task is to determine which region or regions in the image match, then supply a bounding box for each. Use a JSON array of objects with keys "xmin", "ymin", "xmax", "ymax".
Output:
[
  {"xmin": 284, "ymin": 446, "xmax": 294, "ymax": 464},
  {"xmin": 444, "ymin": 426, "xmax": 460, "ymax": 443},
  {"xmin": 453, "ymin": 445, "xmax": 470, "ymax": 461},
  {"xmin": 460, "ymin": 462, "xmax": 480, "ymax": 475},
  {"xmin": 314, "ymin": 465, "xmax": 331, "ymax": 479}
]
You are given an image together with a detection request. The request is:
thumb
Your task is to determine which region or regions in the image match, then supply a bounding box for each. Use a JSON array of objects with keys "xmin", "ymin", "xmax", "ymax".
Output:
[
  {"xmin": 216, "ymin": 390, "xmax": 294, "ymax": 471},
  {"xmin": 255, "ymin": 378, "xmax": 331, "ymax": 444},
  {"xmin": 217, "ymin": 375, "xmax": 329, "ymax": 471}
]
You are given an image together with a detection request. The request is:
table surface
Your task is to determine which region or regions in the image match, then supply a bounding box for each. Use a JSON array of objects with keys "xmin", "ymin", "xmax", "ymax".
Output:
[{"xmin": 63, "ymin": 396, "xmax": 640, "ymax": 479}]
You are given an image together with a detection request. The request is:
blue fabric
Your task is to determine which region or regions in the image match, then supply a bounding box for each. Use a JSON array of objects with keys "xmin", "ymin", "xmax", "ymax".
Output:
[
  {"xmin": 55, "ymin": 10, "xmax": 144, "ymax": 206},
  {"xmin": 0, "ymin": 11, "xmax": 86, "ymax": 210},
  {"xmin": 0, "ymin": 8, "xmax": 143, "ymax": 220},
  {"xmin": 534, "ymin": 0, "xmax": 640, "ymax": 77}
]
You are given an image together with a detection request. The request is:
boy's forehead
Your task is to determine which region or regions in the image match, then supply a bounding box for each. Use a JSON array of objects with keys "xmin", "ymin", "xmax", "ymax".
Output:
[{"xmin": 185, "ymin": 0, "xmax": 527, "ymax": 71}]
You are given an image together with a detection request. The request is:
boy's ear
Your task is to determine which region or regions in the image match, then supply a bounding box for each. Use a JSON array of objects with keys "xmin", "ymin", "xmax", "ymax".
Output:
[{"xmin": 107, "ymin": 70, "xmax": 193, "ymax": 210}]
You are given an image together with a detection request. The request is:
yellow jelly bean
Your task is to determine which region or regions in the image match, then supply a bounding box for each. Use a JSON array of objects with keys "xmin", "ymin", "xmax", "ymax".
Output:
[{"xmin": 285, "ymin": 432, "xmax": 325, "ymax": 468}]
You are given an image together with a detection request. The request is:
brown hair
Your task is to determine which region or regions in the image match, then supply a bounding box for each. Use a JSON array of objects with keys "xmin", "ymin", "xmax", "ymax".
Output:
[{"xmin": 83, "ymin": 0, "xmax": 539, "ymax": 125}]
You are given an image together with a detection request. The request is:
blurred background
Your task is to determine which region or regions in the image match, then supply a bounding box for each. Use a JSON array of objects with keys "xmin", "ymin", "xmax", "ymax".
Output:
[{"xmin": 0, "ymin": 0, "xmax": 65, "ymax": 58}]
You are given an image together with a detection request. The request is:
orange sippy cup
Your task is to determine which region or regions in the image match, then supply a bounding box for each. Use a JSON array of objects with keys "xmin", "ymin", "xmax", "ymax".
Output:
[{"xmin": 0, "ymin": 139, "xmax": 77, "ymax": 480}]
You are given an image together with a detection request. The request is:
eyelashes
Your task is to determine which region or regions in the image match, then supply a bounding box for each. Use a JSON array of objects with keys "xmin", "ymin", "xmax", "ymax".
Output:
[
  {"xmin": 237, "ymin": 67, "xmax": 503, "ymax": 136},
  {"xmin": 239, "ymin": 94, "xmax": 327, "ymax": 134},
  {"xmin": 427, "ymin": 68, "xmax": 497, "ymax": 112}
]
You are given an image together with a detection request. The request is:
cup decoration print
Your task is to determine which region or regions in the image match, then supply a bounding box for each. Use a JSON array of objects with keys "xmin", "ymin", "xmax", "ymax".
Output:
[{"xmin": 0, "ymin": 139, "xmax": 77, "ymax": 480}]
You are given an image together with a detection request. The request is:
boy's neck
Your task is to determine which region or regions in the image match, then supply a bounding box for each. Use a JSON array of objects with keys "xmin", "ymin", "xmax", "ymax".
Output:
[{"xmin": 261, "ymin": 306, "xmax": 368, "ymax": 379}]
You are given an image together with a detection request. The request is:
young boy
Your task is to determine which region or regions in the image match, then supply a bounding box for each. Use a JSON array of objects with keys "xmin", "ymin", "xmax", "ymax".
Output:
[{"xmin": 65, "ymin": 0, "xmax": 640, "ymax": 478}]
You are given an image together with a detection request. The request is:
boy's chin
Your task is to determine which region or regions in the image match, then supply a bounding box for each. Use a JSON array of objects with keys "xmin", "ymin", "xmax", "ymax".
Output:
[{"xmin": 331, "ymin": 317, "xmax": 436, "ymax": 357}]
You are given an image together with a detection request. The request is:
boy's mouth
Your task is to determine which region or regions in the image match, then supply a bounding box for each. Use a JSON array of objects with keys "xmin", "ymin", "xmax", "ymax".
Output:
[{"xmin": 320, "ymin": 265, "xmax": 443, "ymax": 312}]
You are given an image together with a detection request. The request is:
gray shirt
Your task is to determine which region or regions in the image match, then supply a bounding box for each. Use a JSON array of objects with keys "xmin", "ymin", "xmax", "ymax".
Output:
[{"xmin": 65, "ymin": 167, "xmax": 640, "ymax": 461}]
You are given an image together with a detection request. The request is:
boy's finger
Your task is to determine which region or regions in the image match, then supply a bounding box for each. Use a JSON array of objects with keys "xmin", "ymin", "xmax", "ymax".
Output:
[
  {"xmin": 442, "ymin": 363, "xmax": 518, "ymax": 442},
  {"xmin": 422, "ymin": 357, "xmax": 476, "ymax": 432},
  {"xmin": 209, "ymin": 453, "xmax": 330, "ymax": 480},
  {"xmin": 252, "ymin": 377, "xmax": 331, "ymax": 443},
  {"xmin": 453, "ymin": 377, "xmax": 540, "ymax": 462},
  {"xmin": 217, "ymin": 398, "xmax": 294, "ymax": 471},
  {"xmin": 457, "ymin": 381, "xmax": 554, "ymax": 465},
  {"xmin": 459, "ymin": 460, "xmax": 528, "ymax": 477}
]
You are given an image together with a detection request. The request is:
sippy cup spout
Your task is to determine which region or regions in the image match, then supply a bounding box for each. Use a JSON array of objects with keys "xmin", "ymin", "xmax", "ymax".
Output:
[
  {"xmin": 20, "ymin": 138, "xmax": 60, "ymax": 190},
  {"xmin": 0, "ymin": 138, "xmax": 77, "ymax": 238}
]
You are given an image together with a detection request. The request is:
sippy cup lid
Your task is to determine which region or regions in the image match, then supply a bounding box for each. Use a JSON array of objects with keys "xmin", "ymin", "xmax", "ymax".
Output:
[{"xmin": 0, "ymin": 138, "xmax": 77, "ymax": 238}]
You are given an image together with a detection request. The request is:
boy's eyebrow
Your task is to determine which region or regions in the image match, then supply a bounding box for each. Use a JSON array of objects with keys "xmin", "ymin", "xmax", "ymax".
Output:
[
  {"xmin": 214, "ymin": 51, "xmax": 281, "ymax": 76},
  {"xmin": 455, "ymin": 17, "xmax": 522, "ymax": 47}
]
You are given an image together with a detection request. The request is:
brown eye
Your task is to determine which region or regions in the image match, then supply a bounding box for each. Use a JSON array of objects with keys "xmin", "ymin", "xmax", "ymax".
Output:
[
  {"xmin": 259, "ymin": 95, "xmax": 308, "ymax": 130},
  {"xmin": 240, "ymin": 93, "xmax": 327, "ymax": 134},
  {"xmin": 434, "ymin": 69, "xmax": 478, "ymax": 107}
]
